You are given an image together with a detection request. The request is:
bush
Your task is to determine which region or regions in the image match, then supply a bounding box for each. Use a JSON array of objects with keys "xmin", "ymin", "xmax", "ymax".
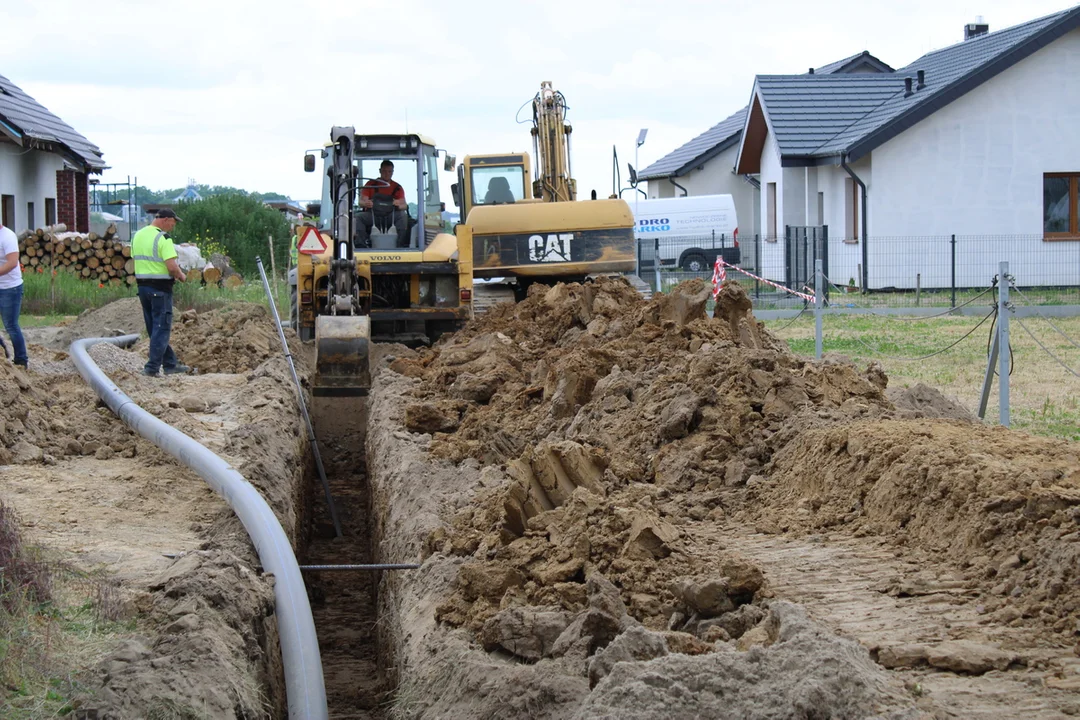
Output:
[{"xmin": 170, "ymin": 194, "xmax": 293, "ymax": 279}]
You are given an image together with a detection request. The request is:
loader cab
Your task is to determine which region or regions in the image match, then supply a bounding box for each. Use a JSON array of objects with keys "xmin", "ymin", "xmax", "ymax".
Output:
[
  {"xmin": 314, "ymin": 133, "xmax": 448, "ymax": 248},
  {"xmin": 453, "ymin": 153, "xmax": 532, "ymax": 222}
]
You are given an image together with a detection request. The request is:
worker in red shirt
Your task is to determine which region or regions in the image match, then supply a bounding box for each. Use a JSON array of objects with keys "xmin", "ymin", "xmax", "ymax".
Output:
[{"xmin": 357, "ymin": 159, "xmax": 410, "ymax": 247}]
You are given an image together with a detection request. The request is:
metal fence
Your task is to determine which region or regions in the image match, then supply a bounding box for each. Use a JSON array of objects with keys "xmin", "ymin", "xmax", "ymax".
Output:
[{"xmin": 635, "ymin": 230, "xmax": 1080, "ymax": 309}]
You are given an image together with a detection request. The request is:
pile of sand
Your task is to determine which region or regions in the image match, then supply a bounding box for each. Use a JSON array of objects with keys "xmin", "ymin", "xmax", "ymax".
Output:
[{"xmin": 393, "ymin": 275, "xmax": 1078, "ymax": 651}]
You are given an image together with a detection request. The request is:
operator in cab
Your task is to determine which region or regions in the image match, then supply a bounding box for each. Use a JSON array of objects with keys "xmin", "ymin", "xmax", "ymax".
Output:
[{"xmin": 356, "ymin": 159, "xmax": 409, "ymax": 247}]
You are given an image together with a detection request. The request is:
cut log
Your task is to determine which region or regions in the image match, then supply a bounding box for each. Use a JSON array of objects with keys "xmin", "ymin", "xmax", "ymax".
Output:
[
  {"xmin": 19, "ymin": 254, "xmax": 29, "ymax": 265},
  {"xmin": 87, "ymin": 256, "xmax": 100, "ymax": 270},
  {"xmin": 88, "ymin": 232, "xmax": 99, "ymax": 242},
  {"xmin": 110, "ymin": 256, "xmax": 126, "ymax": 271},
  {"xmin": 125, "ymin": 275, "xmax": 137, "ymax": 286},
  {"xmin": 81, "ymin": 267, "xmax": 91, "ymax": 278},
  {"xmin": 202, "ymin": 266, "xmax": 222, "ymax": 284},
  {"xmin": 223, "ymin": 274, "xmax": 244, "ymax": 289},
  {"xmin": 121, "ymin": 245, "xmax": 132, "ymax": 258},
  {"xmin": 92, "ymin": 239, "xmax": 105, "ymax": 251},
  {"xmin": 106, "ymin": 223, "xmax": 117, "ymax": 237},
  {"xmin": 124, "ymin": 259, "xmax": 135, "ymax": 274},
  {"xmin": 187, "ymin": 268, "xmax": 203, "ymax": 284},
  {"xmin": 80, "ymin": 239, "xmax": 92, "ymax": 251}
]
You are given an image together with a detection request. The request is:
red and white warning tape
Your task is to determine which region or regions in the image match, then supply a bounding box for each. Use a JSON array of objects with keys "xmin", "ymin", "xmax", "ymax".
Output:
[{"xmin": 711, "ymin": 257, "xmax": 815, "ymax": 303}]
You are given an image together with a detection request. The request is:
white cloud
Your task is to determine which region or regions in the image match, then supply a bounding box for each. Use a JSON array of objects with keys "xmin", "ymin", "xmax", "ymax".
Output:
[{"xmin": 3, "ymin": 0, "xmax": 1075, "ymax": 206}]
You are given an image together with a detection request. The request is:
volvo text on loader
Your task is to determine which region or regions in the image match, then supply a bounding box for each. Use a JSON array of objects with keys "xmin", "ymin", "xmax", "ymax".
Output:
[{"xmin": 290, "ymin": 127, "xmax": 473, "ymax": 396}]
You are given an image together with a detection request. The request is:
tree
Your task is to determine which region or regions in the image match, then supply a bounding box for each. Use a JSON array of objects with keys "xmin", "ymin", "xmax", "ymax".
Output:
[{"xmin": 170, "ymin": 194, "xmax": 293, "ymax": 279}]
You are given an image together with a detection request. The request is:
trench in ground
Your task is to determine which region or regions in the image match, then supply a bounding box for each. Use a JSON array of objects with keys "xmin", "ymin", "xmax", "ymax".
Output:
[{"xmin": 303, "ymin": 397, "xmax": 388, "ymax": 720}]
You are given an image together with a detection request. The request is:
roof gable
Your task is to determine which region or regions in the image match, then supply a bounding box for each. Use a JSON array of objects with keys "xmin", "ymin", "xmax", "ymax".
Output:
[
  {"xmin": 740, "ymin": 6, "xmax": 1080, "ymax": 165},
  {"xmin": 0, "ymin": 73, "xmax": 105, "ymax": 171},
  {"xmin": 639, "ymin": 49, "xmax": 894, "ymax": 180}
]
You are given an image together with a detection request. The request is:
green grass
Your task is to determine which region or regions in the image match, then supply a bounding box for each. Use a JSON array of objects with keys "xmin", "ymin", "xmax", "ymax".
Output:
[
  {"xmin": 766, "ymin": 313, "xmax": 1080, "ymax": 442},
  {"xmin": 1, "ymin": 504, "xmax": 136, "ymax": 719},
  {"xmin": 20, "ymin": 271, "xmax": 289, "ymax": 319},
  {"xmin": 18, "ymin": 315, "xmax": 77, "ymax": 329}
]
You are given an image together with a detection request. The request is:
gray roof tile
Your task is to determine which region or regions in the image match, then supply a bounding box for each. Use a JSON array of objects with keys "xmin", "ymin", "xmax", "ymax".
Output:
[
  {"xmin": 638, "ymin": 106, "xmax": 747, "ymax": 180},
  {"xmin": 640, "ymin": 50, "xmax": 893, "ymax": 180},
  {"xmin": 0, "ymin": 72, "xmax": 105, "ymax": 171},
  {"xmin": 784, "ymin": 7, "xmax": 1079, "ymax": 159}
]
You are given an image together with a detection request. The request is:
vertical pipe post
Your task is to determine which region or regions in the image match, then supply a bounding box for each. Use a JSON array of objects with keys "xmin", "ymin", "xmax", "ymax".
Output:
[
  {"xmin": 815, "ymin": 258, "xmax": 823, "ymax": 360},
  {"xmin": 654, "ymin": 237, "xmax": 661, "ymax": 292},
  {"xmin": 998, "ymin": 261, "xmax": 1010, "ymax": 427},
  {"xmin": 950, "ymin": 234, "xmax": 957, "ymax": 308}
]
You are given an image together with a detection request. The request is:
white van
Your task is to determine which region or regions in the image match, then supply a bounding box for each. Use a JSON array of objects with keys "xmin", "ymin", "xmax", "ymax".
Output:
[{"xmin": 630, "ymin": 194, "xmax": 739, "ymax": 271}]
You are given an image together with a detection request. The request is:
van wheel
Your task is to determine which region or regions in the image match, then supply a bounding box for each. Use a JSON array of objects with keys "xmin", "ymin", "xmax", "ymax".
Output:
[{"xmin": 680, "ymin": 253, "xmax": 708, "ymax": 272}]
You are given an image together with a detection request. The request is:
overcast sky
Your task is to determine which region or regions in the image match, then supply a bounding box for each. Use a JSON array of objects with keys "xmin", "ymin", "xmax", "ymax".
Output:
[{"xmin": 3, "ymin": 0, "xmax": 1076, "ymax": 208}]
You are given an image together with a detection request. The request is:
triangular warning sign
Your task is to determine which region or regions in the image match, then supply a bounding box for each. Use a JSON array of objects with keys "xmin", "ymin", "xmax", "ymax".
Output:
[{"xmin": 297, "ymin": 227, "xmax": 327, "ymax": 255}]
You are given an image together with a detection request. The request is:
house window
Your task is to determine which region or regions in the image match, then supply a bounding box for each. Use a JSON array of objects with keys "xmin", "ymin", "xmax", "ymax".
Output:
[
  {"xmin": 844, "ymin": 178, "xmax": 859, "ymax": 243},
  {"xmin": 766, "ymin": 182, "xmax": 777, "ymax": 241},
  {"xmin": 1044, "ymin": 173, "xmax": 1080, "ymax": 238},
  {"xmin": 45, "ymin": 198, "xmax": 56, "ymax": 226},
  {"xmin": 1, "ymin": 195, "xmax": 14, "ymax": 230},
  {"xmin": 27, "ymin": 202, "xmax": 35, "ymax": 231}
]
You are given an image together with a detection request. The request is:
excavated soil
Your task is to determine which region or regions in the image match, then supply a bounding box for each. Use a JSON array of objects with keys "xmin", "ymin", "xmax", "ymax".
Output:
[
  {"xmin": 364, "ymin": 276, "xmax": 1080, "ymax": 718},
  {"xmin": 2, "ymin": 301, "xmax": 313, "ymax": 718}
]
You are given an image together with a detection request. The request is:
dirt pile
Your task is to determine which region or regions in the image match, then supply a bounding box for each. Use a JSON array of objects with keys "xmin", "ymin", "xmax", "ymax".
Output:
[
  {"xmin": 397, "ymin": 278, "xmax": 912, "ymax": 659},
  {"xmin": 0, "ymin": 354, "xmax": 144, "ymax": 466},
  {"xmin": 147, "ymin": 302, "xmax": 291, "ymax": 374},
  {"xmin": 61, "ymin": 297, "xmax": 146, "ymax": 344},
  {"xmin": 745, "ymin": 419, "xmax": 1080, "ymax": 638},
  {"xmin": 366, "ymin": 361, "xmax": 923, "ymax": 720}
]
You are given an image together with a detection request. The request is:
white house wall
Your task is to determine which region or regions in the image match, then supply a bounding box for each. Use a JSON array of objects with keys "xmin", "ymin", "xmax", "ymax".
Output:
[
  {"xmin": 0, "ymin": 145, "xmax": 64, "ymax": 232},
  {"xmin": 870, "ymin": 26, "xmax": 1080, "ymax": 288},
  {"xmin": 645, "ymin": 144, "xmax": 760, "ymax": 239},
  {"xmin": 818, "ymin": 158, "xmax": 871, "ymax": 290},
  {"xmin": 758, "ymin": 131, "xmax": 785, "ymax": 281}
]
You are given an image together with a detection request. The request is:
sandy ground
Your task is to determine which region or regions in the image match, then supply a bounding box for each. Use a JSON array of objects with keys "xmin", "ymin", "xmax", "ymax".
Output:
[
  {"xmin": 3, "ymin": 303, "xmax": 312, "ymax": 718},
  {"xmin": 4, "ymin": 283, "xmax": 1078, "ymax": 719},
  {"xmin": 365, "ymin": 277, "xmax": 1080, "ymax": 719}
]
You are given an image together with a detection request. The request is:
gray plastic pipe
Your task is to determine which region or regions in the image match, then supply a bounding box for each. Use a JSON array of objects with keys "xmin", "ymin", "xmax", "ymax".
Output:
[{"xmin": 69, "ymin": 335, "xmax": 328, "ymax": 720}]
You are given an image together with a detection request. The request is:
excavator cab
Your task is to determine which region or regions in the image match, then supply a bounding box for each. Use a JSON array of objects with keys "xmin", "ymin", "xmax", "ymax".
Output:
[{"xmin": 292, "ymin": 129, "xmax": 473, "ymax": 396}]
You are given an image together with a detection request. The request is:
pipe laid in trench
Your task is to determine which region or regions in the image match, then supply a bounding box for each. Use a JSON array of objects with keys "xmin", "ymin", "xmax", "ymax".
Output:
[{"xmin": 69, "ymin": 335, "xmax": 328, "ymax": 720}]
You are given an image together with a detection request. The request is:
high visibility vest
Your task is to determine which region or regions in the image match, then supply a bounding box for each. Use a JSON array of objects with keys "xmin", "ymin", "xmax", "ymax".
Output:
[
  {"xmin": 132, "ymin": 226, "xmax": 175, "ymax": 280},
  {"xmin": 290, "ymin": 235, "xmax": 299, "ymax": 265}
]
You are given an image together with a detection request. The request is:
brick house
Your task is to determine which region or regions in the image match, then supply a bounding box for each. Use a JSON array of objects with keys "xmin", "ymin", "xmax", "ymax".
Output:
[{"xmin": 0, "ymin": 72, "xmax": 106, "ymax": 233}]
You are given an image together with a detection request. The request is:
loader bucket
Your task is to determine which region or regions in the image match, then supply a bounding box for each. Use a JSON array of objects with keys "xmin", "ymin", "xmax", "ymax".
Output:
[{"xmin": 314, "ymin": 315, "xmax": 372, "ymax": 396}]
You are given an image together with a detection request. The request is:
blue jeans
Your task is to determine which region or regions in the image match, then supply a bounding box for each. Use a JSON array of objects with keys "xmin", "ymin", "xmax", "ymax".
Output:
[
  {"xmin": 137, "ymin": 285, "xmax": 179, "ymax": 373},
  {"xmin": 0, "ymin": 283, "xmax": 27, "ymax": 367}
]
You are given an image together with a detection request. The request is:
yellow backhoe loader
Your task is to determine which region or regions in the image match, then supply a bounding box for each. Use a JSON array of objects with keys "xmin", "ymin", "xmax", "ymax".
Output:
[
  {"xmin": 290, "ymin": 127, "xmax": 472, "ymax": 396},
  {"xmin": 451, "ymin": 82, "xmax": 636, "ymax": 303}
]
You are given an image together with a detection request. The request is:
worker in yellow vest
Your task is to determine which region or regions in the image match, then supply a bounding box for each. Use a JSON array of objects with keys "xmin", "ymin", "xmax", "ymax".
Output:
[{"xmin": 132, "ymin": 209, "xmax": 189, "ymax": 376}]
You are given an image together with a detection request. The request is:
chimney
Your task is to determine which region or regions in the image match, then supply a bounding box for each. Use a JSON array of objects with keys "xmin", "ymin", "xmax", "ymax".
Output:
[
  {"xmin": 916, "ymin": 70, "xmax": 926, "ymax": 90},
  {"xmin": 904, "ymin": 77, "xmax": 913, "ymax": 97},
  {"xmin": 965, "ymin": 15, "xmax": 989, "ymax": 40},
  {"xmin": 809, "ymin": 67, "xmax": 815, "ymax": 74}
]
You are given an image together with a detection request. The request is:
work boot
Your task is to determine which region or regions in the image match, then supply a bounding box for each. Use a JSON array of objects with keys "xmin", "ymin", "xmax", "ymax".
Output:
[
  {"xmin": 163, "ymin": 364, "xmax": 192, "ymax": 375},
  {"xmin": 142, "ymin": 368, "xmax": 160, "ymax": 377}
]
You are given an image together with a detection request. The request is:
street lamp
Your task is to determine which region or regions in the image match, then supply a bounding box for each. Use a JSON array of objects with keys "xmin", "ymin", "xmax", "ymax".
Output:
[{"xmin": 634, "ymin": 129, "xmax": 648, "ymax": 277}]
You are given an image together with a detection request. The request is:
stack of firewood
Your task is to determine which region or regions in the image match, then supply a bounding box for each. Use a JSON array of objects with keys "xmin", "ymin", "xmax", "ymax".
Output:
[{"xmin": 17, "ymin": 223, "xmax": 135, "ymax": 286}]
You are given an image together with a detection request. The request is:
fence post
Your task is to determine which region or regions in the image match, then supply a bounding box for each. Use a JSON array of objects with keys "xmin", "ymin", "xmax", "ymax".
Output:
[
  {"xmin": 754, "ymin": 235, "xmax": 761, "ymax": 298},
  {"xmin": 654, "ymin": 237, "xmax": 661, "ymax": 294},
  {"xmin": 815, "ymin": 258, "xmax": 823, "ymax": 360},
  {"xmin": 998, "ymin": 261, "xmax": 1010, "ymax": 427},
  {"xmin": 635, "ymin": 237, "xmax": 641, "ymax": 278},
  {"xmin": 950, "ymin": 234, "xmax": 957, "ymax": 308}
]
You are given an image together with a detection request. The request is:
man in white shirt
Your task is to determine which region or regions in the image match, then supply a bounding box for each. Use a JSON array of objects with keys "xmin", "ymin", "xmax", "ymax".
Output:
[{"xmin": 0, "ymin": 222, "xmax": 27, "ymax": 368}]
